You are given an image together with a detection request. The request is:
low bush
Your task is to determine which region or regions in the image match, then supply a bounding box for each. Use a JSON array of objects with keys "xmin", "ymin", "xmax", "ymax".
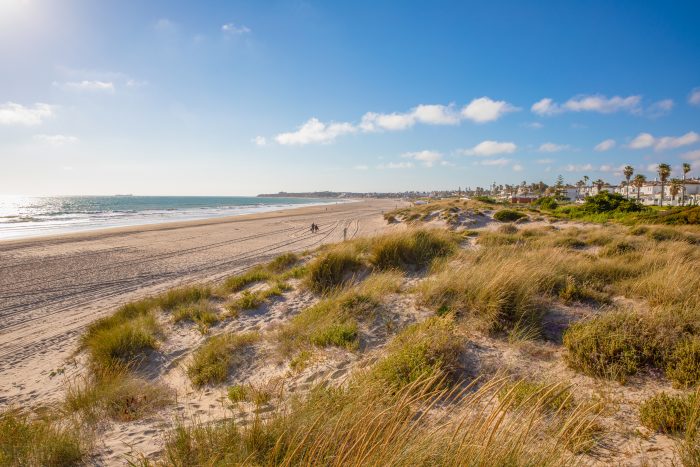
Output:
[
  {"xmin": 0, "ymin": 411, "xmax": 86, "ymax": 466},
  {"xmin": 369, "ymin": 317, "xmax": 462, "ymax": 390},
  {"xmin": 497, "ymin": 224, "xmax": 518, "ymax": 234},
  {"xmin": 666, "ymin": 338, "xmax": 700, "ymax": 388},
  {"xmin": 533, "ymin": 196, "xmax": 559, "ymax": 210},
  {"xmin": 563, "ymin": 310, "xmax": 653, "ymax": 383},
  {"xmin": 639, "ymin": 392, "xmax": 698, "ymax": 434},
  {"xmin": 493, "ymin": 209, "xmax": 526, "ymax": 222},
  {"xmin": 187, "ymin": 332, "xmax": 259, "ymax": 387},
  {"xmin": 156, "ymin": 285, "xmax": 212, "ymax": 310}
]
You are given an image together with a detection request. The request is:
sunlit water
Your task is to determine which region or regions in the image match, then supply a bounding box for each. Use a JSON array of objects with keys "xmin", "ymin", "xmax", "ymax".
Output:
[{"xmin": 0, "ymin": 195, "xmax": 340, "ymax": 240}]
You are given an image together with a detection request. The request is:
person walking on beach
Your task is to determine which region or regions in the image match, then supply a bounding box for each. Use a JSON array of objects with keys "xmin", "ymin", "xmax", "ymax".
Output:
[{"xmin": 310, "ymin": 223, "xmax": 315, "ymax": 233}]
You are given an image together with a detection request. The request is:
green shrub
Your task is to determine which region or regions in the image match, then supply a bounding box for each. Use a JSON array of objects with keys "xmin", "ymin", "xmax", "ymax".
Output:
[
  {"xmin": 553, "ymin": 237, "xmax": 586, "ymax": 249},
  {"xmin": 473, "ymin": 195, "xmax": 496, "ymax": 204},
  {"xmin": 600, "ymin": 240, "xmax": 636, "ymax": 256},
  {"xmin": 581, "ymin": 192, "xmax": 644, "ymax": 214},
  {"xmin": 563, "ymin": 310, "xmax": 653, "ymax": 382},
  {"xmin": 0, "ymin": 411, "xmax": 86, "ymax": 466},
  {"xmin": 497, "ymin": 224, "xmax": 518, "ymax": 234},
  {"xmin": 639, "ymin": 392, "xmax": 698, "ymax": 434},
  {"xmin": 305, "ymin": 249, "xmax": 363, "ymax": 293},
  {"xmin": 187, "ymin": 333, "xmax": 259, "ymax": 387},
  {"xmin": 493, "ymin": 209, "xmax": 526, "ymax": 222},
  {"xmin": 666, "ymin": 338, "xmax": 700, "ymax": 388},
  {"xmin": 370, "ymin": 317, "xmax": 462, "ymax": 390},
  {"xmin": 371, "ymin": 229, "xmax": 456, "ymax": 270},
  {"xmin": 533, "ymin": 196, "xmax": 558, "ymax": 210}
]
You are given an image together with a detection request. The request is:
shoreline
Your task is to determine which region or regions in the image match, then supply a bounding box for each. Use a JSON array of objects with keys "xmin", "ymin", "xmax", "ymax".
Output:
[
  {"xmin": 0, "ymin": 198, "xmax": 404, "ymax": 412},
  {"xmin": 0, "ymin": 198, "xmax": 357, "ymax": 244}
]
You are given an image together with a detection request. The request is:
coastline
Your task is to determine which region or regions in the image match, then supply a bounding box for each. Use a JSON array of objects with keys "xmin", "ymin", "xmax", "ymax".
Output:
[
  {"xmin": 0, "ymin": 198, "xmax": 404, "ymax": 413},
  {"xmin": 0, "ymin": 197, "xmax": 353, "ymax": 243}
]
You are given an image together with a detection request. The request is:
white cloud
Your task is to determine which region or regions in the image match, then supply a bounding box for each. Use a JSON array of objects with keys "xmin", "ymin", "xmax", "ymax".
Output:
[
  {"xmin": 222, "ymin": 23, "xmax": 251, "ymax": 34},
  {"xmin": 655, "ymin": 131, "xmax": 700, "ymax": 151},
  {"xmin": 274, "ymin": 118, "xmax": 356, "ymax": 145},
  {"xmin": 252, "ymin": 136, "xmax": 267, "ymax": 146},
  {"xmin": 689, "ymin": 88, "xmax": 700, "ymax": 106},
  {"xmin": 646, "ymin": 99, "xmax": 674, "ymax": 117},
  {"xmin": 512, "ymin": 164, "xmax": 524, "ymax": 172},
  {"xmin": 354, "ymin": 164, "xmax": 369, "ymax": 170},
  {"xmin": 0, "ymin": 102, "xmax": 54, "ymax": 126},
  {"xmin": 532, "ymin": 94, "xmax": 641, "ymax": 116},
  {"xmin": 536, "ymin": 158, "xmax": 555, "ymax": 164},
  {"xmin": 360, "ymin": 104, "xmax": 459, "ymax": 132},
  {"xmin": 628, "ymin": 131, "xmax": 700, "ymax": 151},
  {"xmin": 646, "ymin": 163, "xmax": 659, "ymax": 172},
  {"xmin": 599, "ymin": 164, "xmax": 625, "ymax": 174},
  {"xmin": 400, "ymin": 150, "xmax": 443, "ymax": 167},
  {"xmin": 564, "ymin": 163, "xmax": 594, "ymax": 172},
  {"xmin": 628, "ymin": 132, "xmax": 655, "ymax": 149},
  {"xmin": 531, "ymin": 98, "xmax": 560, "ymax": 116},
  {"xmin": 538, "ymin": 142, "xmax": 570, "ymax": 153},
  {"xmin": 377, "ymin": 161, "xmax": 414, "ymax": 169},
  {"xmin": 33, "ymin": 134, "xmax": 78, "ymax": 145},
  {"xmin": 478, "ymin": 158, "xmax": 511, "ymax": 167},
  {"xmin": 460, "ymin": 140, "xmax": 517, "ymax": 157},
  {"xmin": 522, "ymin": 121, "xmax": 544, "ymax": 129},
  {"xmin": 594, "ymin": 139, "xmax": 616, "ymax": 152},
  {"xmin": 57, "ymin": 80, "xmax": 115, "ymax": 92},
  {"xmin": 460, "ymin": 97, "xmax": 519, "ymax": 123},
  {"xmin": 681, "ymin": 149, "xmax": 700, "ymax": 160}
]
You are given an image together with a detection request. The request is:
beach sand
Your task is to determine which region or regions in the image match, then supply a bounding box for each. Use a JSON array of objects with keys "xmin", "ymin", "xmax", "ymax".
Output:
[{"xmin": 0, "ymin": 198, "xmax": 403, "ymax": 410}]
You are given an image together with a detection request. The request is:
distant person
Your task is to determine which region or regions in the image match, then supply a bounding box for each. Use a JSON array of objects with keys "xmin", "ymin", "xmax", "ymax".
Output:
[{"xmin": 310, "ymin": 223, "xmax": 315, "ymax": 233}]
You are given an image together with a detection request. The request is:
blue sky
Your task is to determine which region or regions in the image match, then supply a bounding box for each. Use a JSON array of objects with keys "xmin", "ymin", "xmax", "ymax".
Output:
[{"xmin": 1, "ymin": 0, "xmax": 699, "ymax": 195}]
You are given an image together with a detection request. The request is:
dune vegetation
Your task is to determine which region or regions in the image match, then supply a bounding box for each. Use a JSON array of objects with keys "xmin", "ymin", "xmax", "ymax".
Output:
[{"xmin": 4, "ymin": 205, "xmax": 700, "ymax": 465}]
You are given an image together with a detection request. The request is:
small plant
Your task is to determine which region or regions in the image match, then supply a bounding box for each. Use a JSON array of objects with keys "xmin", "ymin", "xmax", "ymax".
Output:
[
  {"xmin": 666, "ymin": 338, "xmax": 700, "ymax": 388},
  {"xmin": 309, "ymin": 322, "xmax": 358, "ymax": 349},
  {"xmin": 172, "ymin": 300, "xmax": 219, "ymax": 333},
  {"xmin": 227, "ymin": 385, "xmax": 248, "ymax": 403},
  {"xmin": 498, "ymin": 380, "xmax": 573, "ymax": 413},
  {"xmin": 289, "ymin": 350, "xmax": 313, "ymax": 372},
  {"xmin": 639, "ymin": 392, "xmax": 698, "ymax": 434},
  {"xmin": 493, "ymin": 209, "xmax": 526, "ymax": 222},
  {"xmin": 497, "ymin": 223, "xmax": 518, "ymax": 234},
  {"xmin": 223, "ymin": 267, "xmax": 272, "ymax": 293},
  {"xmin": 369, "ymin": 317, "xmax": 462, "ymax": 390},
  {"xmin": 187, "ymin": 332, "xmax": 259, "ymax": 387}
]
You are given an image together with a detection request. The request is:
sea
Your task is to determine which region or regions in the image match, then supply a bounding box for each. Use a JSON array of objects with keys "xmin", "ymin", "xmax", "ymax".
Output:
[{"xmin": 0, "ymin": 195, "xmax": 340, "ymax": 240}]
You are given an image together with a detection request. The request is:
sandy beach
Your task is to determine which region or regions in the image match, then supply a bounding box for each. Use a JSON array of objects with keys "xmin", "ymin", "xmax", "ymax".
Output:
[{"xmin": 0, "ymin": 198, "xmax": 402, "ymax": 410}]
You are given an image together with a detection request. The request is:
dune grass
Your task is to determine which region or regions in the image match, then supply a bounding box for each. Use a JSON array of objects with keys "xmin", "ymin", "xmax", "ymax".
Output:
[
  {"xmin": 187, "ymin": 332, "xmax": 259, "ymax": 387},
  {"xmin": 172, "ymin": 299, "xmax": 219, "ymax": 334},
  {"xmin": 368, "ymin": 316, "xmax": 463, "ymax": 390},
  {"xmin": 498, "ymin": 379, "xmax": 574, "ymax": 413},
  {"xmin": 222, "ymin": 253, "xmax": 302, "ymax": 294},
  {"xmin": 494, "ymin": 209, "xmax": 527, "ymax": 222},
  {"xmin": 156, "ymin": 370, "xmax": 601, "ymax": 466},
  {"xmin": 64, "ymin": 367, "xmax": 173, "ymax": 424},
  {"xmin": 304, "ymin": 248, "xmax": 363, "ymax": 294},
  {"xmin": 225, "ymin": 281, "xmax": 290, "ymax": 315},
  {"xmin": 370, "ymin": 228, "xmax": 457, "ymax": 271},
  {"xmin": 279, "ymin": 271, "xmax": 402, "ymax": 355},
  {"xmin": 0, "ymin": 410, "xmax": 87, "ymax": 466}
]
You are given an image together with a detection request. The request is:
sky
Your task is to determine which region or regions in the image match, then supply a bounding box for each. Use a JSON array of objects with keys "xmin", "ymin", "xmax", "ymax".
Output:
[{"xmin": 1, "ymin": 0, "xmax": 699, "ymax": 196}]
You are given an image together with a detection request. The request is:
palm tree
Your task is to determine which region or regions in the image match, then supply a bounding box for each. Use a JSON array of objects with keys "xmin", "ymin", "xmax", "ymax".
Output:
[
  {"xmin": 593, "ymin": 179, "xmax": 605, "ymax": 194},
  {"xmin": 623, "ymin": 165, "xmax": 634, "ymax": 199},
  {"xmin": 576, "ymin": 180, "xmax": 585, "ymax": 201},
  {"xmin": 633, "ymin": 174, "xmax": 647, "ymax": 202},
  {"xmin": 670, "ymin": 179, "xmax": 682, "ymax": 205},
  {"xmin": 657, "ymin": 163, "xmax": 671, "ymax": 206},
  {"xmin": 681, "ymin": 162, "xmax": 691, "ymax": 206}
]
